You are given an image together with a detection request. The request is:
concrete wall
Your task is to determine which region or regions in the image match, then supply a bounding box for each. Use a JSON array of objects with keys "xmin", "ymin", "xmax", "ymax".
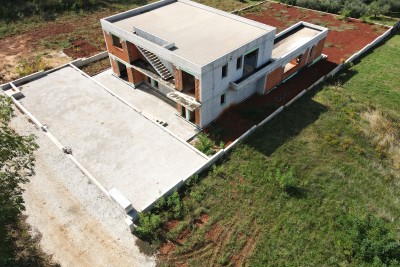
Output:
[{"xmin": 196, "ymin": 32, "xmax": 275, "ymax": 127}]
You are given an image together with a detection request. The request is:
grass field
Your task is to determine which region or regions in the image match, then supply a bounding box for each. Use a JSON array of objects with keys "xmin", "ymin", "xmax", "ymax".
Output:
[{"xmin": 153, "ymin": 33, "xmax": 400, "ymax": 266}]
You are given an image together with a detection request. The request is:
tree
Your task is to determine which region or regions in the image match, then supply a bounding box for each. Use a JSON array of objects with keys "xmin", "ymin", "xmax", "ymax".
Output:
[
  {"xmin": 0, "ymin": 95, "xmax": 56, "ymax": 266},
  {"xmin": 368, "ymin": 1, "xmax": 390, "ymax": 18}
]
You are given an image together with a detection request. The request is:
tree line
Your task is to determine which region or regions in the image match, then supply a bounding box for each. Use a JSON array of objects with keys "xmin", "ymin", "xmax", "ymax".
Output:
[
  {"xmin": 279, "ymin": 0, "xmax": 399, "ymax": 18},
  {"xmin": 1, "ymin": 0, "xmax": 110, "ymax": 21}
]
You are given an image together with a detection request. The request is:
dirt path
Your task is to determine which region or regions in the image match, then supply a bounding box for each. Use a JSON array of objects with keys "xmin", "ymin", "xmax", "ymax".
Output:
[{"xmin": 10, "ymin": 112, "xmax": 155, "ymax": 267}]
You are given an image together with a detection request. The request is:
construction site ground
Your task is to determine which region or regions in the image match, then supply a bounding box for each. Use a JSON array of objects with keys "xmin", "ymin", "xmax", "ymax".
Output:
[{"xmin": 17, "ymin": 66, "xmax": 208, "ymax": 211}]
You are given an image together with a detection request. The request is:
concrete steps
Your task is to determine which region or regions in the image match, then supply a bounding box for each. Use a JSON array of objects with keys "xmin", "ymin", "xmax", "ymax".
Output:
[{"xmin": 137, "ymin": 47, "xmax": 173, "ymax": 80}]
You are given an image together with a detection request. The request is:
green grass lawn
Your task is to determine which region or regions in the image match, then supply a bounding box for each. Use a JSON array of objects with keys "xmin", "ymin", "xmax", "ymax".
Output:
[{"xmin": 152, "ymin": 33, "xmax": 400, "ymax": 266}]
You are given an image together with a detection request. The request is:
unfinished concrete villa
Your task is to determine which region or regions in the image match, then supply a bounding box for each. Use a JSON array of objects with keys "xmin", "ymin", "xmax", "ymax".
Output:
[{"xmin": 101, "ymin": 0, "xmax": 328, "ymax": 128}]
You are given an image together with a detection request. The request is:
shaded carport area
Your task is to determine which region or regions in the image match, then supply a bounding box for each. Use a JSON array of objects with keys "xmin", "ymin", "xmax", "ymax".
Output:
[{"xmin": 17, "ymin": 66, "xmax": 208, "ymax": 211}]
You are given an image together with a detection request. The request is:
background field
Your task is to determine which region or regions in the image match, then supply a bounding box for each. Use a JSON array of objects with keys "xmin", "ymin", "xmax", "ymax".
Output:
[{"xmin": 1, "ymin": 0, "xmax": 399, "ymax": 266}]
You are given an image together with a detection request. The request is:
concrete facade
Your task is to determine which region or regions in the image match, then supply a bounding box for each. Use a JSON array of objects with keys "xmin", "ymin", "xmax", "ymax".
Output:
[{"xmin": 101, "ymin": 0, "xmax": 328, "ymax": 128}]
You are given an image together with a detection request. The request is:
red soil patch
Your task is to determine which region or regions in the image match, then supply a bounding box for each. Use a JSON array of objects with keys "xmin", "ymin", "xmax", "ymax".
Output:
[
  {"xmin": 165, "ymin": 220, "xmax": 180, "ymax": 231},
  {"xmin": 205, "ymin": 2, "xmax": 387, "ymax": 144},
  {"xmin": 159, "ymin": 242, "xmax": 176, "ymax": 255},
  {"xmin": 244, "ymin": 2, "xmax": 387, "ymax": 64},
  {"xmin": 194, "ymin": 213, "xmax": 209, "ymax": 228},
  {"xmin": 176, "ymin": 228, "xmax": 190, "ymax": 244},
  {"xmin": 63, "ymin": 39, "xmax": 99, "ymax": 58},
  {"xmin": 206, "ymin": 223, "xmax": 222, "ymax": 243}
]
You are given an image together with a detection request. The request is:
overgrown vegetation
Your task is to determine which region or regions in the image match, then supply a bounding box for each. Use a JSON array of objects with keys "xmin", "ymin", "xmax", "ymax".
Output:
[
  {"xmin": 0, "ymin": 96, "xmax": 57, "ymax": 266},
  {"xmin": 193, "ymin": 133, "xmax": 225, "ymax": 156},
  {"xmin": 1, "ymin": 0, "xmax": 116, "ymax": 22},
  {"xmin": 149, "ymin": 33, "xmax": 400, "ymax": 265},
  {"xmin": 80, "ymin": 57, "xmax": 110, "ymax": 76},
  {"xmin": 135, "ymin": 191, "xmax": 184, "ymax": 243},
  {"xmin": 280, "ymin": 0, "xmax": 399, "ymax": 19},
  {"xmin": 16, "ymin": 56, "xmax": 49, "ymax": 77}
]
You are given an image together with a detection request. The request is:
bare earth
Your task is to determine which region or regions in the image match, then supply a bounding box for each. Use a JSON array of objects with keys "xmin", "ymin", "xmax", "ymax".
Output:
[{"xmin": 10, "ymin": 112, "xmax": 155, "ymax": 267}]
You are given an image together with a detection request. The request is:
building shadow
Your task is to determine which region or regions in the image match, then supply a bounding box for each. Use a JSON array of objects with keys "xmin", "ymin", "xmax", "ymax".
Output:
[
  {"xmin": 245, "ymin": 85, "xmax": 328, "ymax": 156},
  {"xmin": 205, "ymin": 59, "xmax": 337, "ymax": 146}
]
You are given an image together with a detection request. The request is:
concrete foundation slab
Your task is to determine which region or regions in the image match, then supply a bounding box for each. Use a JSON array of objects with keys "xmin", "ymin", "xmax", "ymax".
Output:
[{"xmin": 18, "ymin": 66, "xmax": 208, "ymax": 211}]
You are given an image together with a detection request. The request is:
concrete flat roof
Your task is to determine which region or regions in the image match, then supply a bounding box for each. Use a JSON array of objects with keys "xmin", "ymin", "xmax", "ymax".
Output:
[
  {"xmin": 112, "ymin": 1, "xmax": 274, "ymax": 66},
  {"xmin": 18, "ymin": 66, "xmax": 207, "ymax": 210},
  {"xmin": 272, "ymin": 26, "xmax": 321, "ymax": 59}
]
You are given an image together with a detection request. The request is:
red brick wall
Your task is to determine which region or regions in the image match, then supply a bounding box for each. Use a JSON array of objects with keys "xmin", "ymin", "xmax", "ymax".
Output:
[
  {"xmin": 195, "ymin": 78, "xmax": 200, "ymax": 101},
  {"xmin": 104, "ymin": 31, "xmax": 129, "ymax": 62},
  {"xmin": 174, "ymin": 66, "xmax": 182, "ymax": 91},
  {"xmin": 128, "ymin": 67, "xmax": 146, "ymax": 85},
  {"xmin": 110, "ymin": 57, "xmax": 120, "ymax": 77},
  {"xmin": 126, "ymin": 42, "xmax": 146, "ymax": 63},
  {"xmin": 308, "ymin": 37, "xmax": 326, "ymax": 63},
  {"xmin": 265, "ymin": 67, "xmax": 284, "ymax": 92},
  {"xmin": 104, "ymin": 31, "xmax": 148, "ymax": 64}
]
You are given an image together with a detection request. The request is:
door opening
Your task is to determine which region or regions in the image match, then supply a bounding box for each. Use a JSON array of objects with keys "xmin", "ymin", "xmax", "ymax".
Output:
[{"xmin": 117, "ymin": 61, "xmax": 128, "ymax": 80}]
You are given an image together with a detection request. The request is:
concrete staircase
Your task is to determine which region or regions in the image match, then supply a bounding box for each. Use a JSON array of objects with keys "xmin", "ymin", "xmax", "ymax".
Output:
[{"xmin": 137, "ymin": 47, "xmax": 173, "ymax": 80}]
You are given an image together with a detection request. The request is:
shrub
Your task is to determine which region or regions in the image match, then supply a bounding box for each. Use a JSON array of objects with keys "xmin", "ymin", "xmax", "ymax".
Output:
[
  {"xmin": 274, "ymin": 165, "xmax": 297, "ymax": 191},
  {"xmin": 135, "ymin": 212, "xmax": 164, "ymax": 241},
  {"xmin": 167, "ymin": 191, "xmax": 183, "ymax": 219},
  {"xmin": 194, "ymin": 133, "xmax": 215, "ymax": 156},
  {"xmin": 336, "ymin": 213, "xmax": 400, "ymax": 265}
]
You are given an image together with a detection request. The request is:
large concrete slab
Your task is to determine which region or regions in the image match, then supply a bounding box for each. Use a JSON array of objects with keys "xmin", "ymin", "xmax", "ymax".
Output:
[
  {"xmin": 93, "ymin": 69, "xmax": 198, "ymax": 141},
  {"xmin": 113, "ymin": 1, "xmax": 272, "ymax": 65},
  {"xmin": 18, "ymin": 66, "xmax": 208, "ymax": 210}
]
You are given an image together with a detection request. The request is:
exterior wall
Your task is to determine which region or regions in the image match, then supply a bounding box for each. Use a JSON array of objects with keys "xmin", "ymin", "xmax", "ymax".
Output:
[
  {"xmin": 174, "ymin": 66, "xmax": 183, "ymax": 91},
  {"xmin": 195, "ymin": 78, "xmax": 200, "ymax": 101},
  {"xmin": 195, "ymin": 109, "xmax": 200, "ymax": 126},
  {"xmin": 104, "ymin": 30, "xmax": 146, "ymax": 65},
  {"xmin": 128, "ymin": 67, "xmax": 146, "ymax": 85},
  {"xmin": 265, "ymin": 67, "xmax": 284, "ymax": 93},
  {"xmin": 308, "ymin": 37, "xmax": 326, "ymax": 63},
  {"xmin": 104, "ymin": 31, "xmax": 129, "ymax": 63},
  {"xmin": 110, "ymin": 57, "xmax": 120, "ymax": 77}
]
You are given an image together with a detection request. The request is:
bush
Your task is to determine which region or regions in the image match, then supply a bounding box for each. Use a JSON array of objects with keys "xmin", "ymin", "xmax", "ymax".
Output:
[
  {"xmin": 336, "ymin": 213, "xmax": 400, "ymax": 265},
  {"xmin": 194, "ymin": 133, "xmax": 215, "ymax": 156},
  {"xmin": 135, "ymin": 212, "xmax": 164, "ymax": 241}
]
